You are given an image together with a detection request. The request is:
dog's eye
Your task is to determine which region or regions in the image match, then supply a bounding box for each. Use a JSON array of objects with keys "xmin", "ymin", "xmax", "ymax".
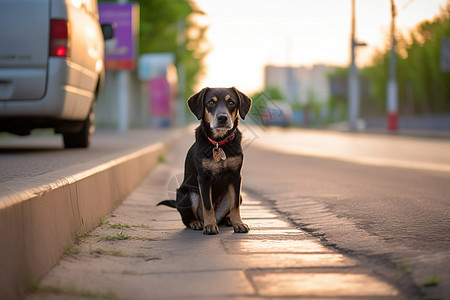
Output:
[
  {"xmin": 207, "ymin": 100, "xmax": 215, "ymax": 106},
  {"xmin": 227, "ymin": 100, "xmax": 235, "ymax": 106}
]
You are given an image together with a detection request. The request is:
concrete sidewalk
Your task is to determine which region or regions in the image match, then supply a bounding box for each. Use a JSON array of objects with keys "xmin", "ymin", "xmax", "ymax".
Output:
[
  {"xmin": 28, "ymin": 149, "xmax": 406, "ymax": 299},
  {"xmin": 0, "ymin": 129, "xmax": 177, "ymax": 299}
]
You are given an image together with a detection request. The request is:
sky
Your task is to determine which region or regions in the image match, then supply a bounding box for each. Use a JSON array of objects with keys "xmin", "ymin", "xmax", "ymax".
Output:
[{"xmin": 193, "ymin": 0, "xmax": 448, "ymax": 94}]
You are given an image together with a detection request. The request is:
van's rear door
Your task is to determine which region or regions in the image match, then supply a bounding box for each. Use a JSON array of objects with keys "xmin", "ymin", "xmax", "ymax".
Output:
[{"xmin": 0, "ymin": 0, "xmax": 50, "ymax": 100}]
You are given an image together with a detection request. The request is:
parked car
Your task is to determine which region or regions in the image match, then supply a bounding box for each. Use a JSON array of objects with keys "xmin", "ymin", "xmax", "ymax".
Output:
[
  {"xmin": 262, "ymin": 101, "xmax": 293, "ymax": 127},
  {"xmin": 0, "ymin": 0, "xmax": 113, "ymax": 148}
]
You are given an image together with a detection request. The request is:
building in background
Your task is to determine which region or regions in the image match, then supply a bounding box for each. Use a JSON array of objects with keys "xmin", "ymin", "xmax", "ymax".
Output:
[
  {"xmin": 264, "ymin": 64, "xmax": 335, "ymax": 105},
  {"xmin": 264, "ymin": 64, "xmax": 336, "ymax": 126}
]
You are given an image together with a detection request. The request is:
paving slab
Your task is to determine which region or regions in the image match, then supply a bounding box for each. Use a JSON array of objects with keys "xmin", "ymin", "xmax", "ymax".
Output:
[
  {"xmin": 251, "ymin": 272, "xmax": 399, "ymax": 297},
  {"xmin": 27, "ymin": 159, "xmax": 407, "ymax": 300}
]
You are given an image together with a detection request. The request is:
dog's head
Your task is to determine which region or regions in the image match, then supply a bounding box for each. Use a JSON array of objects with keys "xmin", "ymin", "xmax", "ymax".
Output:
[{"xmin": 187, "ymin": 87, "xmax": 252, "ymax": 138}]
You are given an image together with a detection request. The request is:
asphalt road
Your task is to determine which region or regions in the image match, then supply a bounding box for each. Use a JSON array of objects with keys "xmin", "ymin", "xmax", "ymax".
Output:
[{"xmin": 242, "ymin": 127, "xmax": 450, "ymax": 299}]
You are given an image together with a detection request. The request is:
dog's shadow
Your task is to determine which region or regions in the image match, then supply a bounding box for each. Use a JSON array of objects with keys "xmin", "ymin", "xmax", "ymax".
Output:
[{"xmin": 171, "ymin": 225, "xmax": 236, "ymax": 240}]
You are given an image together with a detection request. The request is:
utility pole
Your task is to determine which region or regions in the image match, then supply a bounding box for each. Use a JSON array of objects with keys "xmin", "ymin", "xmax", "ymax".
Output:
[
  {"xmin": 348, "ymin": 0, "xmax": 366, "ymax": 131},
  {"xmin": 387, "ymin": 0, "xmax": 398, "ymax": 131},
  {"xmin": 117, "ymin": 0, "xmax": 129, "ymax": 133}
]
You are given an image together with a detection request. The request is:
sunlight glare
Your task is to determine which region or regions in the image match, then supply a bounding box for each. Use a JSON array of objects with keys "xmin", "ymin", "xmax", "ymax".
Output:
[{"xmin": 194, "ymin": 0, "xmax": 447, "ymax": 93}]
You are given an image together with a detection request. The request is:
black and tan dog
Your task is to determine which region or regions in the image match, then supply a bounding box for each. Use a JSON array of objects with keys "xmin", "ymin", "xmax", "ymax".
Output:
[{"xmin": 158, "ymin": 87, "xmax": 252, "ymax": 235}]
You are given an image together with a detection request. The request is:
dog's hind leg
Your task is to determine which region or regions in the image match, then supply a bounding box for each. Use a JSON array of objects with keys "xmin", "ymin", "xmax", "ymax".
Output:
[
  {"xmin": 176, "ymin": 188, "xmax": 201, "ymax": 229},
  {"xmin": 188, "ymin": 192, "xmax": 203, "ymax": 230}
]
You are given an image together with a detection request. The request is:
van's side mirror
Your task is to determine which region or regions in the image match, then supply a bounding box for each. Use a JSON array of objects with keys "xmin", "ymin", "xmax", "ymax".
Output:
[{"xmin": 101, "ymin": 24, "xmax": 114, "ymax": 40}]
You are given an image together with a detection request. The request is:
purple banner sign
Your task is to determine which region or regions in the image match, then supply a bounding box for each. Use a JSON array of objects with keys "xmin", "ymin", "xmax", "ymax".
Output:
[{"xmin": 99, "ymin": 3, "xmax": 139, "ymax": 70}]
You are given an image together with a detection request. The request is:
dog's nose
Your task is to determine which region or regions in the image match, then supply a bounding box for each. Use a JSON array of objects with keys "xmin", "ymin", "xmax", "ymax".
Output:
[{"xmin": 217, "ymin": 114, "xmax": 228, "ymax": 124}]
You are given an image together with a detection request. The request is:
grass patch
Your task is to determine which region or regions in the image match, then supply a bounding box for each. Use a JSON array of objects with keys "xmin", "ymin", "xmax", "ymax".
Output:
[
  {"xmin": 132, "ymin": 224, "xmax": 150, "ymax": 229},
  {"xmin": 398, "ymin": 264, "xmax": 411, "ymax": 273},
  {"xmin": 100, "ymin": 231, "xmax": 130, "ymax": 241},
  {"xmin": 97, "ymin": 231, "xmax": 153, "ymax": 241},
  {"xmin": 423, "ymin": 275, "xmax": 440, "ymax": 287},
  {"xmin": 91, "ymin": 248, "xmax": 127, "ymax": 257},
  {"xmin": 132, "ymin": 236, "xmax": 154, "ymax": 241},
  {"xmin": 90, "ymin": 248, "xmax": 147, "ymax": 258},
  {"xmin": 28, "ymin": 278, "xmax": 41, "ymax": 293},
  {"xmin": 64, "ymin": 245, "xmax": 81, "ymax": 255},
  {"xmin": 122, "ymin": 270, "xmax": 138, "ymax": 275},
  {"xmin": 37, "ymin": 285, "xmax": 117, "ymax": 299},
  {"xmin": 109, "ymin": 223, "xmax": 131, "ymax": 229},
  {"xmin": 75, "ymin": 232, "xmax": 91, "ymax": 244},
  {"xmin": 99, "ymin": 217, "xmax": 108, "ymax": 226}
]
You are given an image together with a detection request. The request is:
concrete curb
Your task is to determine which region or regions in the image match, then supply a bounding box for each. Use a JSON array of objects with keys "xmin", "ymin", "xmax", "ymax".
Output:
[{"xmin": 0, "ymin": 141, "xmax": 169, "ymax": 299}]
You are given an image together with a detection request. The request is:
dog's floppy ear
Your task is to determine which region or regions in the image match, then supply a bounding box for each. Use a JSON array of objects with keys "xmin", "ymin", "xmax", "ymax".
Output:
[
  {"xmin": 187, "ymin": 88, "xmax": 209, "ymax": 120},
  {"xmin": 233, "ymin": 87, "xmax": 252, "ymax": 120}
]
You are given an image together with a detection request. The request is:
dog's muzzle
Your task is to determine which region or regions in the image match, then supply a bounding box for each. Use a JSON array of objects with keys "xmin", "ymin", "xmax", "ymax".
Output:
[{"xmin": 212, "ymin": 113, "xmax": 232, "ymax": 129}]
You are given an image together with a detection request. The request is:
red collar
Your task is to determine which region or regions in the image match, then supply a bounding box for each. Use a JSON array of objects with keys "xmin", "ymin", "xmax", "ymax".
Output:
[{"xmin": 207, "ymin": 131, "xmax": 236, "ymax": 147}]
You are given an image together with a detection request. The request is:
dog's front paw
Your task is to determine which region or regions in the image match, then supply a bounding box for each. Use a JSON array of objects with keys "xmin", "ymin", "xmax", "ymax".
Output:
[
  {"xmin": 203, "ymin": 223, "xmax": 219, "ymax": 235},
  {"xmin": 233, "ymin": 223, "xmax": 250, "ymax": 233},
  {"xmin": 189, "ymin": 220, "xmax": 203, "ymax": 230}
]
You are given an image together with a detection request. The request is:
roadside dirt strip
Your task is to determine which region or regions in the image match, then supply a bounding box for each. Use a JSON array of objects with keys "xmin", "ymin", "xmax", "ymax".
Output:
[{"xmin": 27, "ymin": 161, "xmax": 407, "ymax": 300}]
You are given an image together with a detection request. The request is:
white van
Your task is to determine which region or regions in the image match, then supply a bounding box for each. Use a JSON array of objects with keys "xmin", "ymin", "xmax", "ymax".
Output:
[{"xmin": 0, "ymin": 0, "xmax": 112, "ymax": 148}]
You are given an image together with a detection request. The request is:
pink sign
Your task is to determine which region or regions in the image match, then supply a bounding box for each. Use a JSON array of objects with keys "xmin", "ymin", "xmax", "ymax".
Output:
[{"xmin": 149, "ymin": 75, "xmax": 170, "ymax": 116}]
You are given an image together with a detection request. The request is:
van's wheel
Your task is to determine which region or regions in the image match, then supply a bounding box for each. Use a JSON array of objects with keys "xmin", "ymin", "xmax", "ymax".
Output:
[{"xmin": 63, "ymin": 107, "xmax": 95, "ymax": 149}]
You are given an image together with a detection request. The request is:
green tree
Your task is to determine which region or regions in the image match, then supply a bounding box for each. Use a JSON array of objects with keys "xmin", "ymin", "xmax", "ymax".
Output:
[
  {"xmin": 363, "ymin": 2, "xmax": 450, "ymax": 115},
  {"xmin": 100, "ymin": 0, "xmax": 208, "ymax": 98},
  {"xmin": 327, "ymin": 67, "xmax": 349, "ymax": 121},
  {"xmin": 264, "ymin": 86, "xmax": 285, "ymax": 100}
]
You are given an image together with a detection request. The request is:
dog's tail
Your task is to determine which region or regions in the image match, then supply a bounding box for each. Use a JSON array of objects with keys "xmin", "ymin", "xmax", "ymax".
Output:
[{"xmin": 156, "ymin": 200, "xmax": 177, "ymax": 208}]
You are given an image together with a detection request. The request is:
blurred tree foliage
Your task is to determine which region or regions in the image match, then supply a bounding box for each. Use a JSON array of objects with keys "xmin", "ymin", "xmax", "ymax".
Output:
[
  {"xmin": 250, "ymin": 86, "xmax": 285, "ymax": 104},
  {"xmin": 327, "ymin": 67, "xmax": 349, "ymax": 121},
  {"xmin": 99, "ymin": 0, "xmax": 208, "ymax": 98},
  {"xmin": 264, "ymin": 86, "xmax": 285, "ymax": 100},
  {"xmin": 362, "ymin": 2, "xmax": 450, "ymax": 115}
]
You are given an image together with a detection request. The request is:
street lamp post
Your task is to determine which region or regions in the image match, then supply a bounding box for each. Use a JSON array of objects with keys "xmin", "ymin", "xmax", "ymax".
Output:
[{"xmin": 348, "ymin": 0, "xmax": 366, "ymax": 132}]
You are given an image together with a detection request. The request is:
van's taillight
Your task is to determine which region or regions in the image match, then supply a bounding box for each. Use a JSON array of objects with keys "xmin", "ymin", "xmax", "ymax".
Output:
[{"xmin": 50, "ymin": 19, "xmax": 69, "ymax": 57}]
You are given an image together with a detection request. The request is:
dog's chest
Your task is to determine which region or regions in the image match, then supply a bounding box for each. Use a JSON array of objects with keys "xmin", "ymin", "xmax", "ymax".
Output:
[{"xmin": 202, "ymin": 156, "xmax": 242, "ymax": 176}]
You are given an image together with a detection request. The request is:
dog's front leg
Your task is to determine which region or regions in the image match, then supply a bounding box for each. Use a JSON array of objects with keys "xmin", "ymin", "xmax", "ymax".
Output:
[
  {"xmin": 228, "ymin": 176, "xmax": 249, "ymax": 233},
  {"xmin": 198, "ymin": 175, "xmax": 219, "ymax": 235}
]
